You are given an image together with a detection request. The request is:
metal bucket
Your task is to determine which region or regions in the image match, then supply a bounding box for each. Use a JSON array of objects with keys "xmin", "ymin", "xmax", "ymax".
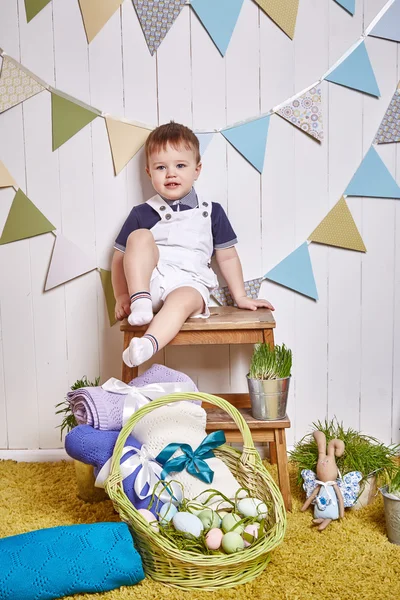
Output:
[
  {"xmin": 381, "ymin": 486, "xmax": 400, "ymax": 545},
  {"xmin": 246, "ymin": 375, "xmax": 290, "ymax": 420}
]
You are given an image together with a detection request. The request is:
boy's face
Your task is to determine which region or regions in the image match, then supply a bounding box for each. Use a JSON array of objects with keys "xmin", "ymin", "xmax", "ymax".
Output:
[{"xmin": 146, "ymin": 142, "xmax": 202, "ymax": 201}]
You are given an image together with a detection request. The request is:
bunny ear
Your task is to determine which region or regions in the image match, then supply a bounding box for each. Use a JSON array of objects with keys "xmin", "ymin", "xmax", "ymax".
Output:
[
  {"xmin": 327, "ymin": 439, "xmax": 345, "ymax": 458},
  {"xmin": 313, "ymin": 430, "xmax": 327, "ymax": 453}
]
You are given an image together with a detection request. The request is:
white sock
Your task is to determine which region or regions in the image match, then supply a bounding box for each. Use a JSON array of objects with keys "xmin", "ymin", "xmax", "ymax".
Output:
[
  {"xmin": 122, "ymin": 334, "xmax": 159, "ymax": 368},
  {"xmin": 128, "ymin": 291, "xmax": 153, "ymax": 326}
]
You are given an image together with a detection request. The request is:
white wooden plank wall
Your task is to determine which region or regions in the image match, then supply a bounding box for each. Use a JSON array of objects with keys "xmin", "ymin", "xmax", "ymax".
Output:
[{"xmin": 0, "ymin": 0, "xmax": 399, "ymax": 450}]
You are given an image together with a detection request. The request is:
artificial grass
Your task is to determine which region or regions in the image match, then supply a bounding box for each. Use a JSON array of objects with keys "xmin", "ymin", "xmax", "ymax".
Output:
[{"xmin": 0, "ymin": 459, "xmax": 399, "ymax": 600}]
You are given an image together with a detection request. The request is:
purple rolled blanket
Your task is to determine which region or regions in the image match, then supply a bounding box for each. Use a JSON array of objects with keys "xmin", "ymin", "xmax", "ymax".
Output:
[
  {"xmin": 67, "ymin": 364, "xmax": 197, "ymax": 430},
  {"xmin": 65, "ymin": 425, "xmax": 164, "ymax": 515}
]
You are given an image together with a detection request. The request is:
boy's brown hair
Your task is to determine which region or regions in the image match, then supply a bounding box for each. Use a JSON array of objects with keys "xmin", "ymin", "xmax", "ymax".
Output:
[{"xmin": 145, "ymin": 121, "xmax": 200, "ymax": 165}]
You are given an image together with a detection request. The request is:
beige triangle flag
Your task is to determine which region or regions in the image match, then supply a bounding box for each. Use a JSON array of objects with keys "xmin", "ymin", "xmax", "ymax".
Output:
[
  {"xmin": 45, "ymin": 233, "xmax": 97, "ymax": 291},
  {"xmin": 105, "ymin": 117, "xmax": 151, "ymax": 176},
  {"xmin": 78, "ymin": 0, "xmax": 123, "ymax": 44},
  {"xmin": 0, "ymin": 161, "xmax": 17, "ymax": 189},
  {"xmin": 308, "ymin": 197, "xmax": 366, "ymax": 252},
  {"xmin": 254, "ymin": 0, "xmax": 299, "ymax": 39},
  {"xmin": 99, "ymin": 269, "xmax": 117, "ymax": 326},
  {"xmin": 0, "ymin": 56, "xmax": 45, "ymax": 114}
]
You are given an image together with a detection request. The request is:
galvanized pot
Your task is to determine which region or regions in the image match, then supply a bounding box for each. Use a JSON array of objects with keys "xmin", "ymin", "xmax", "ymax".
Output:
[
  {"xmin": 380, "ymin": 485, "xmax": 400, "ymax": 545},
  {"xmin": 246, "ymin": 375, "xmax": 290, "ymax": 421}
]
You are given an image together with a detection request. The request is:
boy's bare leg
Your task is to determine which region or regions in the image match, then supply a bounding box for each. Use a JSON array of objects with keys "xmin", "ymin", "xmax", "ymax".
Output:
[
  {"xmin": 123, "ymin": 287, "xmax": 204, "ymax": 367},
  {"xmin": 124, "ymin": 229, "xmax": 159, "ymax": 326}
]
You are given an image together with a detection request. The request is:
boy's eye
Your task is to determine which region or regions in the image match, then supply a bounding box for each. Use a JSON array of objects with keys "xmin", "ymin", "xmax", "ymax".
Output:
[
  {"xmin": 177, "ymin": 163, "xmax": 186, "ymax": 169},
  {"xmin": 156, "ymin": 165, "xmax": 166, "ymax": 170}
]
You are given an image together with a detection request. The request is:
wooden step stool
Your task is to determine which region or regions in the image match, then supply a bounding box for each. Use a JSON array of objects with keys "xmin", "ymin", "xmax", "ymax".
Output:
[{"xmin": 120, "ymin": 306, "xmax": 292, "ymax": 511}]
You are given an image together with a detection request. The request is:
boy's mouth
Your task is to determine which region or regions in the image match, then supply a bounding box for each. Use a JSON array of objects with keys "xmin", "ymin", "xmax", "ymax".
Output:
[{"xmin": 165, "ymin": 183, "xmax": 180, "ymax": 188}]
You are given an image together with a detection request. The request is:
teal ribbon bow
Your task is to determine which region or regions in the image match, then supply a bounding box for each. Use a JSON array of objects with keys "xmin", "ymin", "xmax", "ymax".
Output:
[{"xmin": 155, "ymin": 430, "xmax": 226, "ymax": 484}]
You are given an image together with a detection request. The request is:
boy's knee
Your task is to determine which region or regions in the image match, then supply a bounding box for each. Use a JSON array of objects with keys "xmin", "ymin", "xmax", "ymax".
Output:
[{"xmin": 126, "ymin": 228, "xmax": 154, "ymax": 246}]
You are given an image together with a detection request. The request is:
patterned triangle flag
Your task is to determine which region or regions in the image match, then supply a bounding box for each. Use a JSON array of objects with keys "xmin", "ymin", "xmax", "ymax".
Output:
[
  {"xmin": 254, "ymin": 0, "xmax": 299, "ymax": 39},
  {"xmin": 190, "ymin": 0, "xmax": 244, "ymax": 56},
  {"xmin": 0, "ymin": 189, "xmax": 55, "ymax": 245},
  {"xmin": 51, "ymin": 92, "xmax": 98, "ymax": 151},
  {"xmin": 45, "ymin": 234, "xmax": 97, "ymax": 291},
  {"xmin": 345, "ymin": 146, "xmax": 400, "ymax": 199},
  {"xmin": 196, "ymin": 132, "xmax": 214, "ymax": 157},
  {"xmin": 105, "ymin": 117, "xmax": 151, "ymax": 175},
  {"xmin": 221, "ymin": 115, "xmax": 271, "ymax": 173},
  {"xmin": 100, "ymin": 269, "xmax": 117, "ymax": 326},
  {"xmin": 0, "ymin": 161, "xmax": 17, "ymax": 189},
  {"xmin": 308, "ymin": 197, "xmax": 366, "ymax": 252},
  {"xmin": 24, "ymin": 0, "xmax": 52, "ymax": 22},
  {"xmin": 276, "ymin": 86, "xmax": 323, "ymax": 142},
  {"xmin": 211, "ymin": 277, "xmax": 264, "ymax": 306},
  {"xmin": 324, "ymin": 41, "xmax": 380, "ymax": 97},
  {"xmin": 0, "ymin": 56, "xmax": 45, "ymax": 114},
  {"xmin": 333, "ymin": 0, "xmax": 355, "ymax": 15},
  {"xmin": 264, "ymin": 242, "xmax": 318, "ymax": 300},
  {"xmin": 132, "ymin": 0, "xmax": 186, "ymax": 56},
  {"xmin": 369, "ymin": 0, "xmax": 400, "ymax": 43},
  {"xmin": 78, "ymin": 0, "xmax": 123, "ymax": 43},
  {"xmin": 374, "ymin": 81, "xmax": 400, "ymax": 144}
]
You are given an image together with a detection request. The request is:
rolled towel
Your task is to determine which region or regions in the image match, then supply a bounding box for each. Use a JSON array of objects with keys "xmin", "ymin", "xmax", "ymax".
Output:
[
  {"xmin": 0, "ymin": 522, "xmax": 144, "ymax": 600},
  {"xmin": 65, "ymin": 425, "xmax": 165, "ymax": 514},
  {"xmin": 68, "ymin": 364, "xmax": 198, "ymax": 430}
]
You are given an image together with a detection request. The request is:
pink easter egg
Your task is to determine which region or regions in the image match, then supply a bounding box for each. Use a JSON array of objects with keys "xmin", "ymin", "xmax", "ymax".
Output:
[
  {"xmin": 137, "ymin": 508, "xmax": 159, "ymax": 532},
  {"xmin": 205, "ymin": 528, "xmax": 223, "ymax": 550},
  {"xmin": 243, "ymin": 523, "xmax": 260, "ymax": 547}
]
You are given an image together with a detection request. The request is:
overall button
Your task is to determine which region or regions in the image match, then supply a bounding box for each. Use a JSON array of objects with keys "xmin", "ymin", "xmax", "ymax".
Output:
[
  {"xmin": 202, "ymin": 202, "xmax": 208, "ymax": 207},
  {"xmin": 202, "ymin": 211, "xmax": 208, "ymax": 218},
  {"xmin": 165, "ymin": 213, "xmax": 171, "ymax": 220},
  {"xmin": 160, "ymin": 205, "xmax": 166, "ymax": 211}
]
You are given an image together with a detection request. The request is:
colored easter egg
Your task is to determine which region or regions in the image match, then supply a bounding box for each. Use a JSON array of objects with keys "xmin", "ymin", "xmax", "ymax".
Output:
[
  {"xmin": 237, "ymin": 498, "xmax": 268, "ymax": 521},
  {"xmin": 243, "ymin": 523, "xmax": 260, "ymax": 547},
  {"xmin": 137, "ymin": 508, "xmax": 159, "ymax": 532},
  {"xmin": 159, "ymin": 503, "xmax": 178, "ymax": 526},
  {"xmin": 205, "ymin": 527, "xmax": 223, "ymax": 550},
  {"xmin": 221, "ymin": 513, "xmax": 244, "ymax": 534},
  {"xmin": 173, "ymin": 512, "xmax": 204, "ymax": 538},
  {"xmin": 198, "ymin": 509, "xmax": 221, "ymax": 530},
  {"xmin": 222, "ymin": 531, "xmax": 245, "ymax": 554}
]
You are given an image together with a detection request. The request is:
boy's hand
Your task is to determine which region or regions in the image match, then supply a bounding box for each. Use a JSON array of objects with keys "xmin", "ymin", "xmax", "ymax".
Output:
[
  {"xmin": 236, "ymin": 296, "xmax": 275, "ymax": 311},
  {"xmin": 115, "ymin": 293, "xmax": 131, "ymax": 320}
]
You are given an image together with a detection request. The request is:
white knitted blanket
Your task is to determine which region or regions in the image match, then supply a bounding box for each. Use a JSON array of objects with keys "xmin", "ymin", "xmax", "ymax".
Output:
[{"xmin": 131, "ymin": 401, "xmax": 241, "ymax": 507}]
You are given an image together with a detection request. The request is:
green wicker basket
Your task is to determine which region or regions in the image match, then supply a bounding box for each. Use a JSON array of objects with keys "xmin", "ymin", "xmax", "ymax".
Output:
[{"xmin": 106, "ymin": 392, "xmax": 286, "ymax": 590}]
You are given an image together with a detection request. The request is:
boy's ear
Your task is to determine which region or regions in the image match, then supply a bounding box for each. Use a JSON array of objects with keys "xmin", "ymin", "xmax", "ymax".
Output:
[
  {"xmin": 194, "ymin": 162, "xmax": 202, "ymax": 179},
  {"xmin": 145, "ymin": 166, "xmax": 151, "ymax": 178}
]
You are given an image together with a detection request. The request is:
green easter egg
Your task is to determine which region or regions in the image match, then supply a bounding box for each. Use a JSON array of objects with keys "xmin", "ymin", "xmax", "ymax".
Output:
[
  {"xmin": 221, "ymin": 513, "xmax": 244, "ymax": 534},
  {"xmin": 198, "ymin": 509, "xmax": 221, "ymax": 530},
  {"xmin": 222, "ymin": 531, "xmax": 245, "ymax": 554}
]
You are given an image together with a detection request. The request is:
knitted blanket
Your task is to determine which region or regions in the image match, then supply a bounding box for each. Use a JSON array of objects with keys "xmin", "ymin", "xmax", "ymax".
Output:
[
  {"xmin": 0, "ymin": 522, "xmax": 144, "ymax": 600},
  {"xmin": 68, "ymin": 364, "xmax": 198, "ymax": 430}
]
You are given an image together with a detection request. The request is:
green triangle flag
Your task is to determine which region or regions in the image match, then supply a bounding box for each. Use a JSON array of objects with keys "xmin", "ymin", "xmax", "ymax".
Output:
[
  {"xmin": 99, "ymin": 269, "xmax": 117, "ymax": 326},
  {"xmin": 25, "ymin": 0, "xmax": 52, "ymax": 22},
  {"xmin": 52, "ymin": 92, "xmax": 98, "ymax": 151},
  {"xmin": 0, "ymin": 189, "xmax": 55, "ymax": 245}
]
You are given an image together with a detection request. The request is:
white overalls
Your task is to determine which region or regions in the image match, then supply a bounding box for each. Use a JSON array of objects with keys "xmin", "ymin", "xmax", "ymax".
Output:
[{"xmin": 146, "ymin": 194, "xmax": 218, "ymax": 318}]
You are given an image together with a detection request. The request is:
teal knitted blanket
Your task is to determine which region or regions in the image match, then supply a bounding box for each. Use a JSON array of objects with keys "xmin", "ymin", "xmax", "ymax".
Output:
[{"xmin": 0, "ymin": 522, "xmax": 145, "ymax": 599}]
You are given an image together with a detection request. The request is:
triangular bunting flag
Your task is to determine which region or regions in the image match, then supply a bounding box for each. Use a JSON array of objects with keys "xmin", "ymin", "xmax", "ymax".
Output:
[
  {"xmin": 308, "ymin": 197, "xmax": 366, "ymax": 252},
  {"xmin": 374, "ymin": 81, "xmax": 400, "ymax": 144},
  {"xmin": 0, "ymin": 189, "xmax": 55, "ymax": 245},
  {"xmin": 45, "ymin": 234, "xmax": 97, "ymax": 291},
  {"xmin": 100, "ymin": 269, "xmax": 117, "ymax": 326},
  {"xmin": 276, "ymin": 86, "xmax": 323, "ymax": 142},
  {"xmin": 254, "ymin": 0, "xmax": 299, "ymax": 39},
  {"xmin": 132, "ymin": 0, "xmax": 186, "ymax": 56},
  {"xmin": 345, "ymin": 146, "xmax": 400, "ymax": 199},
  {"xmin": 211, "ymin": 277, "xmax": 264, "ymax": 306},
  {"xmin": 78, "ymin": 0, "xmax": 123, "ymax": 43},
  {"xmin": 264, "ymin": 242, "xmax": 318, "ymax": 300},
  {"xmin": 51, "ymin": 92, "xmax": 98, "ymax": 151},
  {"xmin": 0, "ymin": 161, "xmax": 17, "ymax": 189},
  {"xmin": 369, "ymin": 0, "xmax": 400, "ymax": 43},
  {"xmin": 105, "ymin": 117, "xmax": 151, "ymax": 175},
  {"xmin": 0, "ymin": 56, "xmax": 45, "ymax": 114},
  {"xmin": 325, "ymin": 41, "xmax": 380, "ymax": 97},
  {"xmin": 196, "ymin": 132, "xmax": 214, "ymax": 157},
  {"xmin": 24, "ymin": 0, "xmax": 52, "ymax": 22},
  {"xmin": 221, "ymin": 115, "xmax": 270, "ymax": 173},
  {"xmin": 190, "ymin": 0, "xmax": 244, "ymax": 56},
  {"xmin": 333, "ymin": 0, "xmax": 355, "ymax": 16}
]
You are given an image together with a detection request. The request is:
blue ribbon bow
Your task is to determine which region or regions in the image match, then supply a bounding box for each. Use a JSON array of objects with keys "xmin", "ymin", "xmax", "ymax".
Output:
[{"xmin": 155, "ymin": 430, "xmax": 226, "ymax": 484}]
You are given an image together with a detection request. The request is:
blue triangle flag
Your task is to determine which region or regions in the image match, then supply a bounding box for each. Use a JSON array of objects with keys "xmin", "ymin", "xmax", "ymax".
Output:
[
  {"xmin": 345, "ymin": 146, "xmax": 400, "ymax": 199},
  {"xmin": 264, "ymin": 242, "xmax": 318, "ymax": 300},
  {"xmin": 369, "ymin": 0, "xmax": 400, "ymax": 43},
  {"xmin": 196, "ymin": 132, "xmax": 214, "ymax": 157},
  {"xmin": 334, "ymin": 0, "xmax": 355, "ymax": 15},
  {"xmin": 221, "ymin": 115, "xmax": 271, "ymax": 173},
  {"xmin": 325, "ymin": 41, "xmax": 380, "ymax": 97},
  {"xmin": 191, "ymin": 0, "xmax": 244, "ymax": 56}
]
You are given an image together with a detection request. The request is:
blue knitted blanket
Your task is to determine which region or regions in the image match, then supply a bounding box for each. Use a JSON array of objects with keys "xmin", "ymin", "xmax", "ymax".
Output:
[{"xmin": 0, "ymin": 522, "xmax": 144, "ymax": 600}]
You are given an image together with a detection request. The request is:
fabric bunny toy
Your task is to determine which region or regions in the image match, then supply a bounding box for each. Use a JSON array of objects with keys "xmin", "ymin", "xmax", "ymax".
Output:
[{"xmin": 301, "ymin": 430, "xmax": 345, "ymax": 531}]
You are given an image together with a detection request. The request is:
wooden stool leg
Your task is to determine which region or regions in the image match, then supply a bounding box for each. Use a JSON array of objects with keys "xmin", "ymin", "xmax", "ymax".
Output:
[
  {"xmin": 269, "ymin": 441, "xmax": 277, "ymax": 465},
  {"xmin": 274, "ymin": 428, "xmax": 292, "ymax": 512},
  {"xmin": 263, "ymin": 328, "xmax": 275, "ymax": 348},
  {"xmin": 121, "ymin": 332, "xmax": 138, "ymax": 383}
]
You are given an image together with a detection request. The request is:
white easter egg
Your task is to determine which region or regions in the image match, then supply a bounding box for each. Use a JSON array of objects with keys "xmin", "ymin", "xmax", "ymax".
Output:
[
  {"xmin": 237, "ymin": 498, "xmax": 268, "ymax": 521},
  {"xmin": 173, "ymin": 511, "xmax": 204, "ymax": 538}
]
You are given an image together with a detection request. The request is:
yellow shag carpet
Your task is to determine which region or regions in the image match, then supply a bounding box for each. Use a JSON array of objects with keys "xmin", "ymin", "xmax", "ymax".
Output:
[{"xmin": 1, "ymin": 459, "xmax": 399, "ymax": 600}]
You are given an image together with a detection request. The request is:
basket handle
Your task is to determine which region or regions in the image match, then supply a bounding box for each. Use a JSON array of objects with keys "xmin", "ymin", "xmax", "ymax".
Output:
[{"xmin": 110, "ymin": 392, "xmax": 259, "ymax": 481}]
